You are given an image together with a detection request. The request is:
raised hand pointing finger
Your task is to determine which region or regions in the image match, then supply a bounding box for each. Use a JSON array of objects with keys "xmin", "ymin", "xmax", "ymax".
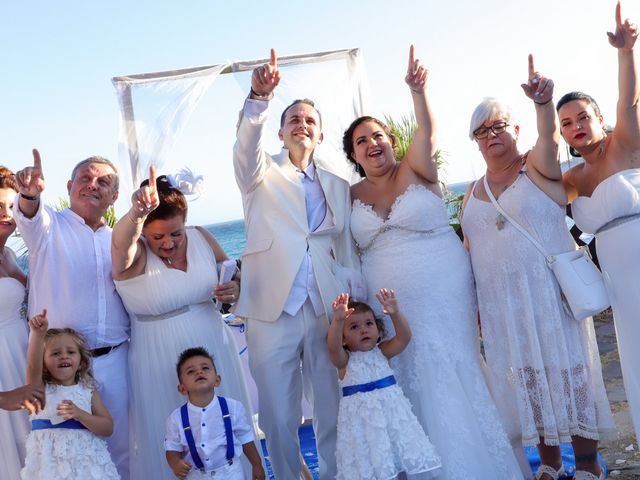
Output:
[
  {"xmin": 405, "ymin": 45, "xmax": 428, "ymax": 93},
  {"xmin": 251, "ymin": 48, "xmax": 281, "ymax": 98}
]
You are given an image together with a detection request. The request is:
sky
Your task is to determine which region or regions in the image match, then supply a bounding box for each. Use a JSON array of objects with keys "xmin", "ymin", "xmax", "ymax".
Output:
[{"xmin": 2, "ymin": 0, "xmax": 638, "ymax": 225}]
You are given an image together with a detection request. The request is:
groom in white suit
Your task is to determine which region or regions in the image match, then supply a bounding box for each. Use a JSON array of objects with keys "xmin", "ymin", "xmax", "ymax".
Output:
[{"xmin": 233, "ymin": 49, "xmax": 360, "ymax": 480}]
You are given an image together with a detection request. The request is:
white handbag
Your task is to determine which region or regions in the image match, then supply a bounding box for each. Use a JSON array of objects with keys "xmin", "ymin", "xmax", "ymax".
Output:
[{"xmin": 483, "ymin": 176, "xmax": 610, "ymax": 321}]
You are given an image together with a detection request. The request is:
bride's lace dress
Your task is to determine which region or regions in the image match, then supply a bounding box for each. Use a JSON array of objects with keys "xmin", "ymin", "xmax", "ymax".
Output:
[{"xmin": 351, "ymin": 184, "xmax": 520, "ymax": 479}]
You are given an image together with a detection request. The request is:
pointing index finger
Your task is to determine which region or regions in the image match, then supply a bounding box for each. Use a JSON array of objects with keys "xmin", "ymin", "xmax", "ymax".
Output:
[
  {"xmin": 148, "ymin": 165, "xmax": 157, "ymax": 194},
  {"xmin": 616, "ymin": 0, "xmax": 622, "ymax": 28},
  {"xmin": 408, "ymin": 45, "xmax": 415, "ymax": 73},
  {"xmin": 32, "ymin": 148, "xmax": 42, "ymax": 174},
  {"xmin": 528, "ymin": 54, "xmax": 535, "ymax": 78},
  {"xmin": 270, "ymin": 48, "xmax": 277, "ymax": 69}
]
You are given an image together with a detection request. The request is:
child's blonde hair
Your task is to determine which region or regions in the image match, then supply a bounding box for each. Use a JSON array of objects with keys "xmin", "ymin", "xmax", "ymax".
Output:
[{"xmin": 43, "ymin": 328, "xmax": 95, "ymax": 386}]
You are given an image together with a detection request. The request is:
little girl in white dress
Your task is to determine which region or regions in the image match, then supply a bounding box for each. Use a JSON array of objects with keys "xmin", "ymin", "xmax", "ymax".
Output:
[
  {"xmin": 328, "ymin": 288, "xmax": 442, "ymax": 480},
  {"xmin": 21, "ymin": 309, "xmax": 119, "ymax": 479}
]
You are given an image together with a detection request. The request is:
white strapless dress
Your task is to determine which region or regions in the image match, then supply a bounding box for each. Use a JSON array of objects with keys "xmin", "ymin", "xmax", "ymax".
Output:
[
  {"xmin": 351, "ymin": 184, "xmax": 521, "ymax": 479},
  {"xmin": 0, "ymin": 276, "xmax": 29, "ymax": 479},
  {"xmin": 115, "ymin": 228, "xmax": 255, "ymax": 480},
  {"xmin": 572, "ymin": 168, "xmax": 640, "ymax": 440}
]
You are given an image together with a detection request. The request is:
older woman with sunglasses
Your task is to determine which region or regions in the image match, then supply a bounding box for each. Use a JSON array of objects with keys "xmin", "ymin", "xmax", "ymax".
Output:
[{"xmin": 461, "ymin": 56, "xmax": 615, "ymax": 480}]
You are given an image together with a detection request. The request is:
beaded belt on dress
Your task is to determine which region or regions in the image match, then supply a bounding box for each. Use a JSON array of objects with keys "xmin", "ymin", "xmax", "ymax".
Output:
[
  {"xmin": 135, "ymin": 301, "xmax": 211, "ymax": 322},
  {"xmin": 595, "ymin": 213, "xmax": 640, "ymax": 235},
  {"xmin": 357, "ymin": 225, "xmax": 452, "ymax": 254}
]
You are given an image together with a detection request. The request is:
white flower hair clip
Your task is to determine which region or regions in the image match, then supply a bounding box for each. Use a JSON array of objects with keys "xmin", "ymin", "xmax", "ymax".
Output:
[{"xmin": 166, "ymin": 168, "xmax": 205, "ymax": 200}]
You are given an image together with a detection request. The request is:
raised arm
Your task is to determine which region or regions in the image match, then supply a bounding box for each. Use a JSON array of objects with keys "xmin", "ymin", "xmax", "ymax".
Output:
[
  {"xmin": 521, "ymin": 54, "xmax": 561, "ymax": 181},
  {"xmin": 233, "ymin": 49, "xmax": 281, "ymax": 193},
  {"xmin": 377, "ymin": 289, "xmax": 412, "ymax": 359},
  {"xmin": 111, "ymin": 165, "xmax": 159, "ymax": 280},
  {"xmin": 15, "ymin": 149, "xmax": 46, "ymax": 218},
  {"xmin": 26, "ymin": 310, "xmax": 48, "ymax": 387},
  {"xmin": 327, "ymin": 293, "xmax": 351, "ymax": 370},
  {"xmin": 402, "ymin": 45, "xmax": 439, "ymax": 184},
  {"xmin": 609, "ymin": 0, "xmax": 640, "ymax": 148}
]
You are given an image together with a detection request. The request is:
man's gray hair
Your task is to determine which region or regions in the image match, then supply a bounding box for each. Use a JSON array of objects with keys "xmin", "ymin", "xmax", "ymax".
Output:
[
  {"xmin": 71, "ymin": 156, "xmax": 120, "ymax": 192},
  {"xmin": 469, "ymin": 97, "xmax": 515, "ymax": 140}
]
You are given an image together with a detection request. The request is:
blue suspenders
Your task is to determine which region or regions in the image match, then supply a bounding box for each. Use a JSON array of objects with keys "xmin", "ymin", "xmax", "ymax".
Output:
[
  {"xmin": 180, "ymin": 396, "xmax": 235, "ymax": 471},
  {"xmin": 218, "ymin": 396, "xmax": 235, "ymax": 464}
]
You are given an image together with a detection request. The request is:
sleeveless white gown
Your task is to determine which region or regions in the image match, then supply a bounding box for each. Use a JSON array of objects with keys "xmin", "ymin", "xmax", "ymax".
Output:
[
  {"xmin": 0, "ymin": 276, "xmax": 29, "ymax": 479},
  {"xmin": 21, "ymin": 383, "xmax": 120, "ymax": 479},
  {"xmin": 115, "ymin": 228, "xmax": 255, "ymax": 480},
  {"xmin": 572, "ymin": 168, "xmax": 640, "ymax": 440},
  {"xmin": 336, "ymin": 346, "xmax": 441, "ymax": 480},
  {"xmin": 351, "ymin": 184, "xmax": 521, "ymax": 479},
  {"xmin": 463, "ymin": 173, "xmax": 615, "ymax": 447}
]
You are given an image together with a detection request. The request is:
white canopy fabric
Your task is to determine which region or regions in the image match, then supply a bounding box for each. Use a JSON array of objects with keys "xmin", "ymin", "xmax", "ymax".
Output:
[{"xmin": 112, "ymin": 49, "xmax": 369, "ymax": 220}]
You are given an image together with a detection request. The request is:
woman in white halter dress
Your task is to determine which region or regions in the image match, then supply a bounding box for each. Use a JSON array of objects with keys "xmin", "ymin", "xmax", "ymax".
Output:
[
  {"xmin": 112, "ymin": 169, "xmax": 257, "ymax": 480},
  {"xmin": 345, "ymin": 47, "xmax": 521, "ymax": 480},
  {"xmin": 0, "ymin": 167, "xmax": 30, "ymax": 479},
  {"xmin": 557, "ymin": 1, "xmax": 640, "ymax": 443}
]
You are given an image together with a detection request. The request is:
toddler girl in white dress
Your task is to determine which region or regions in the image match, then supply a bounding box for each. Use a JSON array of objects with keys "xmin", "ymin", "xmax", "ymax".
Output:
[
  {"xmin": 327, "ymin": 288, "xmax": 441, "ymax": 480},
  {"xmin": 21, "ymin": 309, "xmax": 119, "ymax": 479}
]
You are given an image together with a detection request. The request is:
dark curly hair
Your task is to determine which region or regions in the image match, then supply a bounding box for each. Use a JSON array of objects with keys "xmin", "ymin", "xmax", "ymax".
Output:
[
  {"xmin": 342, "ymin": 116, "xmax": 397, "ymax": 177},
  {"xmin": 343, "ymin": 299, "xmax": 387, "ymax": 350},
  {"xmin": 139, "ymin": 175, "xmax": 188, "ymax": 226}
]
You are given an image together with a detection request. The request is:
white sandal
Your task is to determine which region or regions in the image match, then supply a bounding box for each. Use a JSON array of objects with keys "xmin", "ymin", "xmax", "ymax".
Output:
[
  {"xmin": 573, "ymin": 471, "xmax": 604, "ymax": 480},
  {"xmin": 534, "ymin": 464, "xmax": 566, "ymax": 480}
]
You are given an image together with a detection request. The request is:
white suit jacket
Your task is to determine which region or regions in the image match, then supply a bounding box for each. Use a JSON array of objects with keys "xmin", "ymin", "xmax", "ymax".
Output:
[{"xmin": 233, "ymin": 108, "xmax": 361, "ymax": 322}]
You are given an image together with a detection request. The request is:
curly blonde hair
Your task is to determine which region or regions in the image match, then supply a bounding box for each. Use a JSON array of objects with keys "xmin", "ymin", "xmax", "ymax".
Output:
[{"xmin": 43, "ymin": 328, "xmax": 95, "ymax": 387}]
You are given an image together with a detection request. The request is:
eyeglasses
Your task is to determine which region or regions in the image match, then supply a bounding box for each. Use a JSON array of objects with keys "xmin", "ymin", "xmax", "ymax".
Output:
[{"xmin": 473, "ymin": 121, "xmax": 510, "ymax": 140}]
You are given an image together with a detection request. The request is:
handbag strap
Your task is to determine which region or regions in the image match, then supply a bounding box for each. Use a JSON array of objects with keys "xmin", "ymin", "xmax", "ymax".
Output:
[{"xmin": 482, "ymin": 175, "xmax": 553, "ymax": 263}]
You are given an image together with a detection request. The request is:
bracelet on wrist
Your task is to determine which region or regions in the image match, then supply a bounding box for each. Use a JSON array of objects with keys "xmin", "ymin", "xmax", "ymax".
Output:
[
  {"xmin": 20, "ymin": 193, "xmax": 40, "ymax": 201},
  {"xmin": 534, "ymin": 98, "xmax": 552, "ymax": 105},
  {"xmin": 250, "ymin": 87, "xmax": 271, "ymax": 99}
]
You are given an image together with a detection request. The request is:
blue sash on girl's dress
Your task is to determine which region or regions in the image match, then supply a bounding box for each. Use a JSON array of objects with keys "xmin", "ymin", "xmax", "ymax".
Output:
[
  {"xmin": 342, "ymin": 375, "xmax": 397, "ymax": 397},
  {"xmin": 180, "ymin": 396, "xmax": 235, "ymax": 472},
  {"xmin": 31, "ymin": 419, "xmax": 87, "ymax": 430}
]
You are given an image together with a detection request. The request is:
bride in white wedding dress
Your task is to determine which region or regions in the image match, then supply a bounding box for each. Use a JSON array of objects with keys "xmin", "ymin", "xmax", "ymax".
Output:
[{"xmin": 343, "ymin": 46, "xmax": 521, "ymax": 479}]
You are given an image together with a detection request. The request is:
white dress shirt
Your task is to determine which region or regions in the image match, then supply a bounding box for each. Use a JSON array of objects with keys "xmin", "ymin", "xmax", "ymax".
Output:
[
  {"xmin": 13, "ymin": 201, "xmax": 129, "ymax": 349},
  {"xmin": 165, "ymin": 395, "xmax": 254, "ymax": 471}
]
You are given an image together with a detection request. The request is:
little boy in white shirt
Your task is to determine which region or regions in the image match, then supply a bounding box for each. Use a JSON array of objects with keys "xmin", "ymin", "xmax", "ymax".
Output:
[{"xmin": 165, "ymin": 347, "xmax": 265, "ymax": 480}]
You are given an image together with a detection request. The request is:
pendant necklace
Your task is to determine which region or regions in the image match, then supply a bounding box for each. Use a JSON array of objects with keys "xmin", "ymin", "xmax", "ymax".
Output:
[{"xmin": 488, "ymin": 154, "xmax": 525, "ymax": 231}]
